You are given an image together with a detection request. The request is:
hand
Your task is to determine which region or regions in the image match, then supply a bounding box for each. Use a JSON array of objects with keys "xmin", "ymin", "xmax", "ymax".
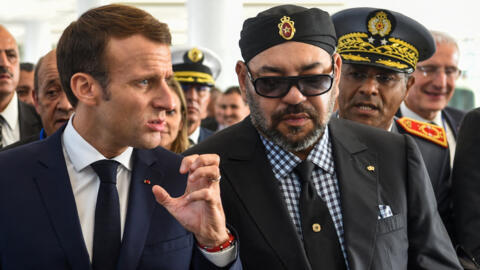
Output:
[{"xmin": 152, "ymin": 154, "xmax": 229, "ymax": 247}]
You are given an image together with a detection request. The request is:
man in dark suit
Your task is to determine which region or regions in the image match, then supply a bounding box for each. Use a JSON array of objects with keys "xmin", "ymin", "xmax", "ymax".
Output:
[
  {"xmin": 172, "ymin": 46, "xmax": 221, "ymax": 145},
  {"xmin": 187, "ymin": 5, "xmax": 461, "ymax": 269},
  {"xmin": 0, "ymin": 25, "xmax": 41, "ymax": 148},
  {"xmin": 398, "ymin": 30, "xmax": 465, "ymax": 167},
  {"xmin": 0, "ymin": 5, "xmax": 240, "ymax": 270},
  {"xmin": 452, "ymin": 108, "xmax": 480, "ymax": 265},
  {"xmin": 3, "ymin": 49, "xmax": 74, "ymax": 149},
  {"xmin": 332, "ymin": 8, "xmax": 454, "ymax": 238}
]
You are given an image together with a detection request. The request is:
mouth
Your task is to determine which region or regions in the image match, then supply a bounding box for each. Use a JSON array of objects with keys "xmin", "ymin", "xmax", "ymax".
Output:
[
  {"xmin": 352, "ymin": 103, "xmax": 379, "ymax": 115},
  {"xmin": 55, "ymin": 118, "xmax": 69, "ymax": 125},
  {"xmin": 281, "ymin": 113, "xmax": 311, "ymax": 126},
  {"xmin": 0, "ymin": 73, "xmax": 11, "ymax": 80},
  {"xmin": 146, "ymin": 119, "xmax": 166, "ymax": 131},
  {"xmin": 421, "ymin": 88, "xmax": 447, "ymax": 98}
]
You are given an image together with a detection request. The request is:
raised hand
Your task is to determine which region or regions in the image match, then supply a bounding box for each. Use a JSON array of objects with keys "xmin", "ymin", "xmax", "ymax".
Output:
[{"xmin": 152, "ymin": 154, "xmax": 229, "ymax": 247}]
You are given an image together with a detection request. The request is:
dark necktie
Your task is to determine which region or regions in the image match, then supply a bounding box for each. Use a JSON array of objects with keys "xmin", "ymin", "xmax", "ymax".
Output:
[
  {"xmin": 91, "ymin": 160, "xmax": 121, "ymax": 270},
  {"xmin": 188, "ymin": 138, "xmax": 195, "ymax": 147},
  {"xmin": 294, "ymin": 160, "xmax": 347, "ymax": 270}
]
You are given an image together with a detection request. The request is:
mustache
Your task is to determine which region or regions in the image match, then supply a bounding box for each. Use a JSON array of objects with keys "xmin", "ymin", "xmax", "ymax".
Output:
[
  {"xmin": 0, "ymin": 66, "xmax": 13, "ymax": 77},
  {"xmin": 270, "ymin": 103, "xmax": 319, "ymax": 125}
]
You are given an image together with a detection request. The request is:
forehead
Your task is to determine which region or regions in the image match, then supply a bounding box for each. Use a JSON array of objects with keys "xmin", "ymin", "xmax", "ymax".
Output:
[
  {"xmin": 0, "ymin": 28, "xmax": 18, "ymax": 51},
  {"xmin": 248, "ymin": 41, "xmax": 331, "ymax": 70},
  {"xmin": 420, "ymin": 42, "xmax": 459, "ymax": 65},
  {"xmin": 38, "ymin": 53, "xmax": 58, "ymax": 78},
  {"xmin": 105, "ymin": 34, "xmax": 172, "ymax": 73}
]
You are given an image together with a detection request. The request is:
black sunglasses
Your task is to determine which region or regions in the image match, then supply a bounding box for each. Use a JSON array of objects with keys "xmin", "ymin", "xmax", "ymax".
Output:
[{"xmin": 246, "ymin": 57, "xmax": 335, "ymax": 98}]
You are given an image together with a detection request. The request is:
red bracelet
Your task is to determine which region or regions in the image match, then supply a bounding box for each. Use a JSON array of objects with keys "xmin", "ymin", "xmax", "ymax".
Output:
[{"xmin": 198, "ymin": 231, "xmax": 235, "ymax": 252}]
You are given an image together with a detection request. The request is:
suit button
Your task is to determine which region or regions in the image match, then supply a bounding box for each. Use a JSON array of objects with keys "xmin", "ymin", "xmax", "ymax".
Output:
[{"xmin": 312, "ymin": 223, "xmax": 321, "ymax": 232}]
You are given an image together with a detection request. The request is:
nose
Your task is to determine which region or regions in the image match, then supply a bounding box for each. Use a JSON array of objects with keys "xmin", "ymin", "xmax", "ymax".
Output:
[
  {"xmin": 358, "ymin": 76, "xmax": 379, "ymax": 96},
  {"xmin": 153, "ymin": 80, "xmax": 175, "ymax": 111},
  {"xmin": 282, "ymin": 85, "xmax": 307, "ymax": 105},
  {"xmin": 0, "ymin": 51, "xmax": 8, "ymax": 67},
  {"xmin": 57, "ymin": 92, "xmax": 73, "ymax": 112},
  {"xmin": 430, "ymin": 69, "xmax": 448, "ymax": 89},
  {"xmin": 184, "ymin": 86, "xmax": 199, "ymax": 102}
]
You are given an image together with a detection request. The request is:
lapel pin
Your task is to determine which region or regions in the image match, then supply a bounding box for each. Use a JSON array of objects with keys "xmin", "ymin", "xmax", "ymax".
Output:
[
  {"xmin": 144, "ymin": 179, "xmax": 151, "ymax": 185},
  {"xmin": 367, "ymin": 165, "xmax": 375, "ymax": 172}
]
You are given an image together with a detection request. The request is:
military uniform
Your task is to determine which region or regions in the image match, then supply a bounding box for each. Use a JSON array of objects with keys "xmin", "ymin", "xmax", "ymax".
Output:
[
  {"xmin": 332, "ymin": 8, "xmax": 456, "ymax": 240},
  {"xmin": 171, "ymin": 47, "xmax": 221, "ymax": 144}
]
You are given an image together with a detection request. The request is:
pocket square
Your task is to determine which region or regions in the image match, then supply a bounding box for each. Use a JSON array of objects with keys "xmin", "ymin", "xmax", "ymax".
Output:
[{"xmin": 378, "ymin": 204, "xmax": 393, "ymax": 220}]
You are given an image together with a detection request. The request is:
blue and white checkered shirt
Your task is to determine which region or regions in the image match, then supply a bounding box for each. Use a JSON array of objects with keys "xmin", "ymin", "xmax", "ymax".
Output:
[{"xmin": 260, "ymin": 126, "xmax": 349, "ymax": 267}]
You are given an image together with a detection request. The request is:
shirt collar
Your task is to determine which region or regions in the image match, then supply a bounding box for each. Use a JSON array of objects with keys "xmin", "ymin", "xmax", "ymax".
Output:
[
  {"xmin": 189, "ymin": 126, "xmax": 200, "ymax": 144},
  {"xmin": 401, "ymin": 102, "xmax": 443, "ymax": 126},
  {"xmin": 0, "ymin": 92, "xmax": 19, "ymax": 130},
  {"xmin": 260, "ymin": 126, "xmax": 334, "ymax": 179},
  {"xmin": 62, "ymin": 114, "xmax": 133, "ymax": 172}
]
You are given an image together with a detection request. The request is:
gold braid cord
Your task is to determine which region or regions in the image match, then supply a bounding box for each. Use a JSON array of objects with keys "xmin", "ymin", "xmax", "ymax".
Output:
[{"xmin": 337, "ymin": 32, "xmax": 419, "ymax": 69}]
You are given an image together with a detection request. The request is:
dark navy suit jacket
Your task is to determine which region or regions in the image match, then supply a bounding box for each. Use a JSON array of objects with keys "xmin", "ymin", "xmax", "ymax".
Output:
[{"xmin": 0, "ymin": 127, "xmax": 241, "ymax": 270}]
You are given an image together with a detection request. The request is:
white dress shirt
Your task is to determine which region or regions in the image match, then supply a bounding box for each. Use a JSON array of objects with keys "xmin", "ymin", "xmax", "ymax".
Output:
[
  {"xmin": 61, "ymin": 116, "xmax": 235, "ymax": 266},
  {"xmin": 0, "ymin": 92, "xmax": 20, "ymax": 146},
  {"xmin": 401, "ymin": 102, "xmax": 456, "ymax": 167},
  {"xmin": 189, "ymin": 126, "xmax": 201, "ymax": 145}
]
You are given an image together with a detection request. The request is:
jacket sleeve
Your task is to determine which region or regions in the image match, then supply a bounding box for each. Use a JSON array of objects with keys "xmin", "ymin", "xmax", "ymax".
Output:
[
  {"xmin": 453, "ymin": 109, "xmax": 480, "ymax": 262},
  {"xmin": 404, "ymin": 134, "xmax": 462, "ymax": 269}
]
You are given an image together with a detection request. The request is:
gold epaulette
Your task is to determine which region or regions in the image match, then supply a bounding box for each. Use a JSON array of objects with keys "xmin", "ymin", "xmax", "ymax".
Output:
[{"xmin": 396, "ymin": 117, "xmax": 448, "ymax": 148}]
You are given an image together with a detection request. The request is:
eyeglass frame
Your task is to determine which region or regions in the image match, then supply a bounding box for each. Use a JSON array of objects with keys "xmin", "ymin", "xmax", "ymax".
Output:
[
  {"xmin": 416, "ymin": 65, "xmax": 461, "ymax": 79},
  {"xmin": 245, "ymin": 56, "xmax": 336, "ymax": 98}
]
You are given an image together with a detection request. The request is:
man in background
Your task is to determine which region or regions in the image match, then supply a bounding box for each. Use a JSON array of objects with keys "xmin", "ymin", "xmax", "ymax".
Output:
[
  {"xmin": 333, "ymin": 8, "xmax": 455, "ymax": 239},
  {"xmin": 16, "ymin": 62, "xmax": 35, "ymax": 105},
  {"xmin": 399, "ymin": 31, "xmax": 465, "ymax": 167},
  {"xmin": 172, "ymin": 46, "xmax": 221, "ymax": 145},
  {"xmin": 3, "ymin": 49, "xmax": 73, "ymax": 149},
  {"xmin": 215, "ymin": 86, "xmax": 249, "ymax": 131},
  {"xmin": 0, "ymin": 25, "xmax": 41, "ymax": 148}
]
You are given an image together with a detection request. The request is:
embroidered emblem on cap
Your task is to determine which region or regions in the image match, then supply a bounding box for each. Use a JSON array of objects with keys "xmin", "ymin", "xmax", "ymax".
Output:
[
  {"xmin": 187, "ymin": 47, "xmax": 203, "ymax": 63},
  {"xmin": 278, "ymin": 16, "xmax": 296, "ymax": 40},
  {"xmin": 368, "ymin": 11, "xmax": 392, "ymax": 37},
  {"xmin": 336, "ymin": 9, "xmax": 419, "ymax": 72}
]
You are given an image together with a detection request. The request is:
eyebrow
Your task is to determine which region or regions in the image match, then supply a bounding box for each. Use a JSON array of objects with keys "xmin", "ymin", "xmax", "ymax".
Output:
[{"xmin": 256, "ymin": 62, "xmax": 326, "ymax": 75}]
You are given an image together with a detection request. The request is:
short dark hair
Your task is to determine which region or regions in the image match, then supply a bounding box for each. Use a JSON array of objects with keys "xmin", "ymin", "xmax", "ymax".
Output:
[
  {"xmin": 57, "ymin": 4, "xmax": 172, "ymax": 107},
  {"xmin": 224, "ymin": 86, "xmax": 242, "ymax": 96},
  {"xmin": 20, "ymin": 62, "xmax": 34, "ymax": 72}
]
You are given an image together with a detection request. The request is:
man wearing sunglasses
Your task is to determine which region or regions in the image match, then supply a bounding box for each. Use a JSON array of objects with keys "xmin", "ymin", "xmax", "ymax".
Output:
[
  {"xmin": 186, "ymin": 4, "xmax": 460, "ymax": 269},
  {"xmin": 333, "ymin": 8, "xmax": 458, "ymax": 245},
  {"xmin": 172, "ymin": 47, "xmax": 221, "ymax": 146}
]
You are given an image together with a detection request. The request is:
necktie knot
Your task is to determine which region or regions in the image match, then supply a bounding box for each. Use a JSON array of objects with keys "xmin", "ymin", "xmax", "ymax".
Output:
[
  {"xmin": 294, "ymin": 160, "xmax": 315, "ymax": 184},
  {"xmin": 91, "ymin": 160, "xmax": 119, "ymax": 184}
]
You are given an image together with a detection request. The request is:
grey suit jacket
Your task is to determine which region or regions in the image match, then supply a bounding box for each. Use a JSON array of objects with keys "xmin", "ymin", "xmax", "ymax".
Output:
[{"xmin": 186, "ymin": 117, "xmax": 461, "ymax": 270}]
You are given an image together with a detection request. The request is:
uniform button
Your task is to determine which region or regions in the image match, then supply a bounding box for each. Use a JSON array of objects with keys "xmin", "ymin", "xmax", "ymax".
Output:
[{"xmin": 312, "ymin": 223, "xmax": 321, "ymax": 232}]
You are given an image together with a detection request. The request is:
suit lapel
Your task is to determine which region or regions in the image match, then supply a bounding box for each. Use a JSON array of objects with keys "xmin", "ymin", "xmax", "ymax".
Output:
[
  {"xmin": 117, "ymin": 149, "xmax": 163, "ymax": 270},
  {"xmin": 329, "ymin": 119, "xmax": 379, "ymax": 270},
  {"xmin": 33, "ymin": 128, "xmax": 92, "ymax": 269},
  {"xmin": 223, "ymin": 119, "xmax": 310, "ymax": 270}
]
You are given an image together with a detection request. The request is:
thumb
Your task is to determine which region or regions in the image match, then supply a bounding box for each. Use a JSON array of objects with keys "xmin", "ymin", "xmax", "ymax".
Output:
[{"xmin": 152, "ymin": 185, "xmax": 174, "ymax": 208}]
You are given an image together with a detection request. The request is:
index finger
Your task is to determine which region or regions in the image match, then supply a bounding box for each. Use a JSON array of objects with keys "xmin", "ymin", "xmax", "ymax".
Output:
[{"xmin": 180, "ymin": 154, "xmax": 220, "ymax": 174}]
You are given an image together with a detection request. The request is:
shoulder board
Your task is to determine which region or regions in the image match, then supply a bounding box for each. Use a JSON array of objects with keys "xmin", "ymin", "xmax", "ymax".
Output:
[{"xmin": 396, "ymin": 117, "xmax": 448, "ymax": 148}]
